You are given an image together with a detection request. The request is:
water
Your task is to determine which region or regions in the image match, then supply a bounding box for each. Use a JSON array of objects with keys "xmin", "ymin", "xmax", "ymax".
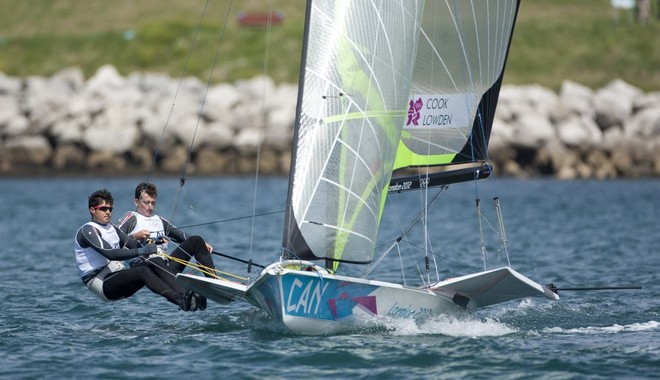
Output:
[{"xmin": 1, "ymin": 177, "xmax": 659, "ymax": 379}]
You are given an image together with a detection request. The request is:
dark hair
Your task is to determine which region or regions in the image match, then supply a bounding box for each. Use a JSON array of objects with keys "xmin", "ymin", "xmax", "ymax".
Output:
[
  {"xmin": 135, "ymin": 182, "xmax": 157, "ymax": 200},
  {"xmin": 89, "ymin": 189, "xmax": 113, "ymax": 209}
]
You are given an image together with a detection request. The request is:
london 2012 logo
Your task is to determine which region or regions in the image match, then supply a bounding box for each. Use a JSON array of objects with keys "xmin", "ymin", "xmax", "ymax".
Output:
[{"xmin": 406, "ymin": 98, "xmax": 423, "ymax": 126}]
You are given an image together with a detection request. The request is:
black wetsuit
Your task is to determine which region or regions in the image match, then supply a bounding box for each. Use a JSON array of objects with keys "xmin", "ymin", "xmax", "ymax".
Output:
[
  {"xmin": 74, "ymin": 221, "xmax": 186, "ymax": 306},
  {"xmin": 118, "ymin": 212, "xmax": 216, "ymax": 277}
]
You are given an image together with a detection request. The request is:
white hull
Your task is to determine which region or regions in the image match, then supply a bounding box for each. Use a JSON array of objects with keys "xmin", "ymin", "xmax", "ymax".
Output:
[
  {"xmin": 177, "ymin": 260, "xmax": 558, "ymax": 335},
  {"xmin": 176, "ymin": 274, "xmax": 247, "ymax": 305},
  {"xmin": 430, "ymin": 266, "xmax": 559, "ymax": 311}
]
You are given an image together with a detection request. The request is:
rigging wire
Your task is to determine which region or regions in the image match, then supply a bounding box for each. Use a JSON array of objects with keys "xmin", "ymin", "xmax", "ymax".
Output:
[
  {"xmin": 132, "ymin": 0, "xmax": 217, "ymax": 253},
  {"xmin": 475, "ymin": 198, "xmax": 488, "ymax": 270},
  {"xmin": 145, "ymin": 0, "xmax": 212, "ymax": 183},
  {"xmin": 170, "ymin": 1, "xmax": 234, "ymax": 227},
  {"xmin": 494, "ymin": 196, "xmax": 512, "ymax": 267},
  {"xmin": 248, "ymin": 0, "xmax": 276, "ymax": 272},
  {"xmin": 418, "ymin": 2, "xmax": 438, "ymax": 285},
  {"xmin": 130, "ymin": 2, "xmax": 238, "ymax": 284},
  {"xmin": 396, "ymin": 243, "xmax": 407, "ymax": 286},
  {"xmin": 452, "ymin": 0, "xmax": 520, "ymax": 272},
  {"xmin": 449, "ymin": 0, "xmax": 492, "ymax": 271},
  {"xmin": 487, "ymin": 2, "xmax": 521, "ymax": 270},
  {"xmin": 423, "ymin": 172, "xmax": 430, "ymax": 284},
  {"xmin": 175, "ymin": 209, "xmax": 284, "ymax": 229},
  {"xmin": 376, "ymin": 238, "xmax": 467, "ymax": 271},
  {"xmin": 479, "ymin": 2, "xmax": 520, "ymax": 269},
  {"xmin": 363, "ymin": 187, "xmax": 446, "ymax": 281}
]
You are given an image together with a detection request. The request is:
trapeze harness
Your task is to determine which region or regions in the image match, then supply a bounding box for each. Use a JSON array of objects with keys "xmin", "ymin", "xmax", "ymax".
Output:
[
  {"xmin": 120, "ymin": 211, "xmax": 174, "ymax": 249},
  {"xmin": 118, "ymin": 211, "xmax": 220, "ymax": 280},
  {"xmin": 74, "ymin": 222, "xmax": 126, "ymax": 301}
]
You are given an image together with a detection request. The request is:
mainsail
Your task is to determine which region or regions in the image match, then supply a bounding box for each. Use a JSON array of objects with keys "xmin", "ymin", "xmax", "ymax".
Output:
[{"xmin": 282, "ymin": 0, "xmax": 521, "ymax": 266}]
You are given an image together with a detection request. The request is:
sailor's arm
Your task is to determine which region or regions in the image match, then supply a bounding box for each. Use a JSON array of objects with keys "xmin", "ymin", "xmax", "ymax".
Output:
[
  {"xmin": 77, "ymin": 225, "xmax": 156, "ymax": 260},
  {"xmin": 162, "ymin": 217, "xmax": 187, "ymax": 242}
]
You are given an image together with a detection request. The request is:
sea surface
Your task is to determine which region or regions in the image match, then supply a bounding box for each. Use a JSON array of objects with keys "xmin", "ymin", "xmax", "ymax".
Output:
[{"xmin": 1, "ymin": 176, "xmax": 658, "ymax": 379}]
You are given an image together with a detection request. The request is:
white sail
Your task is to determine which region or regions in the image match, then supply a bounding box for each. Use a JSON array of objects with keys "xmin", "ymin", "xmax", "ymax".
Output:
[{"xmin": 283, "ymin": 1, "xmax": 425, "ymax": 264}]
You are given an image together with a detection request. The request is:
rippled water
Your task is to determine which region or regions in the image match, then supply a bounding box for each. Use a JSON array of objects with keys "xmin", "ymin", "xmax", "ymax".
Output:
[{"xmin": 1, "ymin": 177, "xmax": 658, "ymax": 379}]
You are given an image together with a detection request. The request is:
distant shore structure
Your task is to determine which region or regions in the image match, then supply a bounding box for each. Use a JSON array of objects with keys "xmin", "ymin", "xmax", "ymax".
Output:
[{"xmin": 1, "ymin": 65, "xmax": 660, "ymax": 178}]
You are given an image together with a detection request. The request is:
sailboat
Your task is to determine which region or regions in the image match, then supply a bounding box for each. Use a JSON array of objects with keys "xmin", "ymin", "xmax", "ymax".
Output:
[{"xmin": 176, "ymin": 0, "xmax": 558, "ymax": 334}]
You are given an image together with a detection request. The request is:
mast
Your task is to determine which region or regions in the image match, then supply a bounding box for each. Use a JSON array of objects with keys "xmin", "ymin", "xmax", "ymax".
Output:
[{"xmin": 281, "ymin": 0, "xmax": 314, "ymax": 260}]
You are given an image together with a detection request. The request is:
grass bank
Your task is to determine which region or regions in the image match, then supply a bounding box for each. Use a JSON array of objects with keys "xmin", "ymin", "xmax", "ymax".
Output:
[{"xmin": 1, "ymin": 0, "xmax": 659, "ymax": 91}]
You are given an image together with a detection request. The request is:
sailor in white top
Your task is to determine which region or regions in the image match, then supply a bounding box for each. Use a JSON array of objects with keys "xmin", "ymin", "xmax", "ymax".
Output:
[
  {"xmin": 118, "ymin": 182, "xmax": 217, "ymax": 280},
  {"xmin": 74, "ymin": 189, "xmax": 203, "ymax": 311}
]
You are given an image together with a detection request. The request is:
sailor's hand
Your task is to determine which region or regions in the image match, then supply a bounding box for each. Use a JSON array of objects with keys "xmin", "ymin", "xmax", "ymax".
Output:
[
  {"xmin": 205, "ymin": 243, "xmax": 213, "ymax": 253},
  {"xmin": 133, "ymin": 229, "xmax": 151, "ymax": 240},
  {"xmin": 137, "ymin": 244, "xmax": 158, "ymax": 256}
]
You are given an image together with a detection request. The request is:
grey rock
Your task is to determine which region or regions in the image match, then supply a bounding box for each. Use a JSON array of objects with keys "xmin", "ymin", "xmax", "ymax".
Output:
[{"xmin": 2, "ymin": 65, "xmax": 660, "ymax": 178}]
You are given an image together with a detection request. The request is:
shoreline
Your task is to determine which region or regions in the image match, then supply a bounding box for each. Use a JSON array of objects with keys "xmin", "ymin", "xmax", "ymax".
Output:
[{"xmin": 2, "ymin": 65, "xmax": 660, "ymax": 179}]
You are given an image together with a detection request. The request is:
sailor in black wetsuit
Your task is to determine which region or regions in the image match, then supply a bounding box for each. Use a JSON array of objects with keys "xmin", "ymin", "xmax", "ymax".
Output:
[
  {"xmin": 74, "ymin": 189, "xmax": 203, "ymax": 311},
  {"xmin": 118, "ymin": 182, "xmax": 217, "ymax": 280}
]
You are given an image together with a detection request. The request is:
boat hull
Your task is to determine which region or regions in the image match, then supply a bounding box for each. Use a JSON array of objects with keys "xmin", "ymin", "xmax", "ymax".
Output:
[
  {"xmin": 176, "ymin": 273, "xmax": 247, "ymax": 305},
  {"xmin": 244, "ymin": 261, "xmax": 463, "ymax": 335},
  {"xmin": 177, "ymin": 261, "xmax": 558, "ymax": 335}
]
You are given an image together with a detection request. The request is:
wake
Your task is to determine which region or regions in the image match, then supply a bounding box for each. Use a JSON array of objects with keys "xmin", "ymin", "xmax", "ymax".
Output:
[
  {"xmin": 543, "ymin": 320, "xmax": 660, "ymax": 335},
  {"xmin": 384, "ymin": 315, "xmax": 517, "ymax": 337}
]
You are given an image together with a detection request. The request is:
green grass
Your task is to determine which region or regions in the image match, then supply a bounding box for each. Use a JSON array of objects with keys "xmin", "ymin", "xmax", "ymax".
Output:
[
  {"xmin": 508, "ymin": 0, "xmax": 660, "ymax": 91},
  {"xmin": 1, "ymin": 0, "xmax": 659, "ymax": 91}
]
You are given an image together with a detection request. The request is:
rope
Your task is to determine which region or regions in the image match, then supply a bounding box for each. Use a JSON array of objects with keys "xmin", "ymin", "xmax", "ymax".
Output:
[
  {"xmin": 161, "ymin": 253, "xmax": 248, "ymax": 282},
  {"xmin": 140, "ymin": 235, "xmax": 249, "ymax": 284},
  {"xmin": 162, "ymin": 236, "xmax": 249, "ymax": 282}
]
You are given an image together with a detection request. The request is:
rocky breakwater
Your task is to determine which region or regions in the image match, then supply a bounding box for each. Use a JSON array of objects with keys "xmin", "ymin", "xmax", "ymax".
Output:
[
  {"xmin": 492, "ymin": 80, "xmax": 660, "ymax": 179},
  {"xmin": 0, "ymin": 65, "xmax": 297, "ymax": 176},
  {"xmin": 1, "ymin": 64, "xmax": 660, "ymax": 178}
]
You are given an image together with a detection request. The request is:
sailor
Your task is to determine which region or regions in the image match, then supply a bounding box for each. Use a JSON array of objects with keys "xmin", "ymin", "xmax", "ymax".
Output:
[
  {"xmin": 74, "ymin": 189, "xmax": 203, "ymax": 311},
  {"xmin": 118, "ymin": 182, "xmax": 217, "ymax": 280}
]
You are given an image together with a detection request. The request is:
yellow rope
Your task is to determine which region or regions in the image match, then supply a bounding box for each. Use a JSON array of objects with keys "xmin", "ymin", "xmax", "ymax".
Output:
[{"xmin": 160, "ymin": 253, "xmax": 249, "ymax": 283}]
